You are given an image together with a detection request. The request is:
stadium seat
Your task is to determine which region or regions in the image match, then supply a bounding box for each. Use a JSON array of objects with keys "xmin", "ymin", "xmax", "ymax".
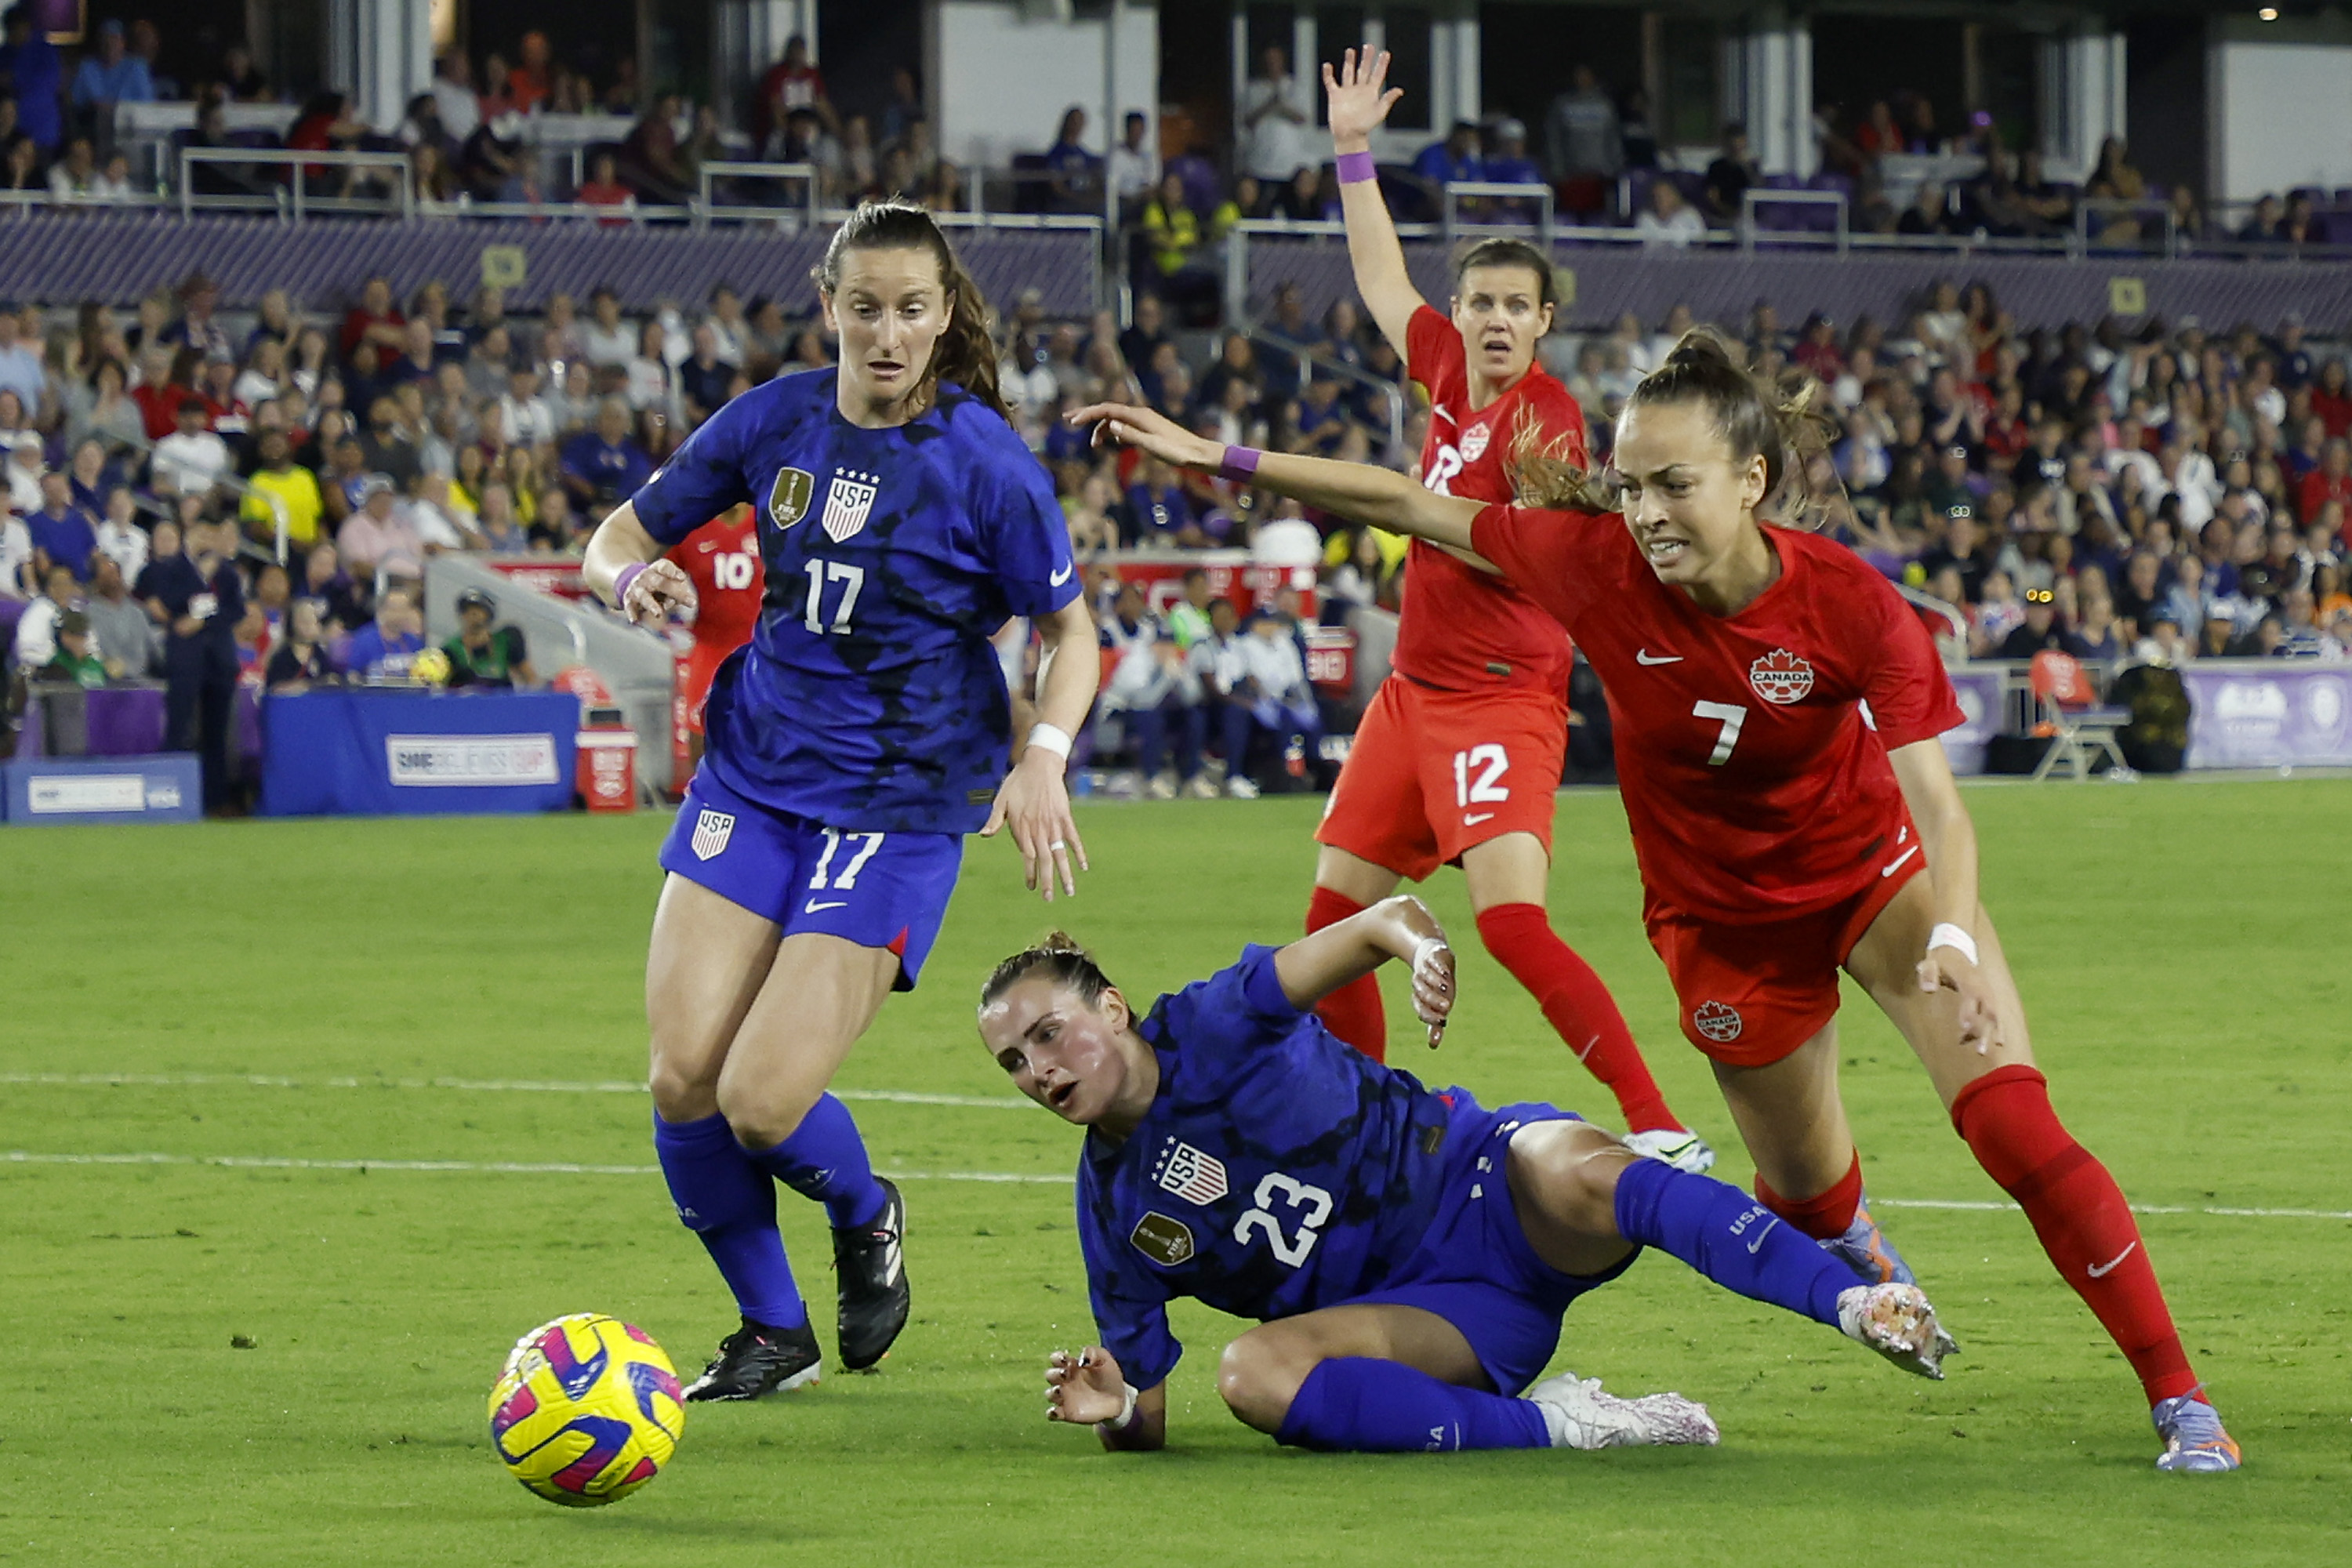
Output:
[{"xmin": 2027, "ymin": 651, "xmax": 2130, "ymax": 782}]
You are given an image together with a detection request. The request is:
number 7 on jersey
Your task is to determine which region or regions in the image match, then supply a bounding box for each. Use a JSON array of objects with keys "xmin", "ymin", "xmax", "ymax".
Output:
[{"xmin": 1692, "ymin": 700, "xmax": 1747, "ymax": 766}]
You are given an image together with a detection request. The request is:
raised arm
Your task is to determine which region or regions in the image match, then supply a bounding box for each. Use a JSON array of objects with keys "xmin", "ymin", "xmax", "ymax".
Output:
[
  {"xmin": 1274, "ymin": 892, "xmax": 1456, "ymax": 1048},
  {"xmin": 1323, "ymin": 49, "xmax": 1426, "ymax": 354},
  {"xmin": 1069, "ymin": 401, "xmax": 1487, "ymax": 557}
]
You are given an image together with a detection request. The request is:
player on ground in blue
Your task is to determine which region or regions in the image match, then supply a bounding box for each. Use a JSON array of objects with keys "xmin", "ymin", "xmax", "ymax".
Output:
[
  {"xmin": 584, "ymin": 200, "xmax": 1100, "ymax": 1401},
  {"xmin": 976, "ymin": 905, "xmax": 1955, "ymax": 1454}
]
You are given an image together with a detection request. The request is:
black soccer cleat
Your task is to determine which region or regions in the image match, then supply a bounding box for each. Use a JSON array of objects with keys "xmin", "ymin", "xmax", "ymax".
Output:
[
  {"xmin": 682, "ymin": 1317, "xmax": 822, "ymax": 1402},
  {"xmin": 833, "ymin": 1176, "xmax": 910, "ymax": 1371}
]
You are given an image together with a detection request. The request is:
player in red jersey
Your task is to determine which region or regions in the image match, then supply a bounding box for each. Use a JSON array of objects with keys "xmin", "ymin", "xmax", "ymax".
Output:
[
  {"xmin": 1071, "ymin": 329, "xmax": 2241, "ymax": 1474},
  {"xmin": 664, "ymin": 503, "xmax": 764, "ymax": 776},
  {"xmin": 1304, "ymin": 49, "xmax": 1706, "ymax": 1173}
]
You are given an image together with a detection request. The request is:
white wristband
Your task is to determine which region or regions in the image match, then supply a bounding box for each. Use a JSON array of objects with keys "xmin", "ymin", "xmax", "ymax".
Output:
[
  {"xmin": 1099, "ymin": 1381, "xmax": 1140, "ymax": 1433},
  {"xmin": 1927, "ymin": 923, "xmax": 1980, "ymax": 967},
  {"xmin": 1025, "ymin": 723, "xmax": 1073, "ymax": 764}
]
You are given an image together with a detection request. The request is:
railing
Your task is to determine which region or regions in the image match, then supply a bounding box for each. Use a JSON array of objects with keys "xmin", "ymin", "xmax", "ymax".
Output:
[
  {"xmin": 2072, "ymin": 197, "xmax": 2177, "ymax": 258},
  {"xmin": 1441, "ymin": 180, "xmax": 1555, "ymax": 244},
  {"xmin": 1740, "ymin": 187, "xmax": 1849, "ymax": 254},
  {"xmin": 1246, "ymin": 325, "xmax": 1406, "ymax": 460},
  {"xmin": 178, "ymin": 147, "xmax": 414, "ymax": 221},
  {"xmin": 695, "ymin": 161, "xmax": 818, "ymax": 227}
]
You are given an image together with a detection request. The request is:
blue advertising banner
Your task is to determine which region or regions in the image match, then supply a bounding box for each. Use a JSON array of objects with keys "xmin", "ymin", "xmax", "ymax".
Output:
[
  {"xmin": 2181, "ymin": 662, "xmax": 2352, "ymax": 769},
  {"xmin": 260, "ymin": 691, "xmax": 578, "ymax": 817}
]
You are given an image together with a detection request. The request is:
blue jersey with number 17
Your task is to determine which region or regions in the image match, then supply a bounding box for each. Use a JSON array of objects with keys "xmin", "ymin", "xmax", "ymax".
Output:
[
  {"xmin": 1074, "ymin": 946, "xmax": 1466, "ymax": 1392},
  {"xmin": 631, "ymin": 368, "xmax": 1079, "ymax": 834}
]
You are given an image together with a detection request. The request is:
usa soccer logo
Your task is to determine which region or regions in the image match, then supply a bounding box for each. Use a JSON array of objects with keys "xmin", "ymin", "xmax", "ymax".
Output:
[
  {"xmin": 1153, "ymin": 1140, "xmax": 1230, "ymax": 1207},
  {"xmin": 690, "ymin": 809, "xmax": 735, "ymax": 861},
  {"xmin": 820, "ymin": 470, "xmax": 881, "ymax": 543},
  {"xmin": 1693, "ymin": 1001, "xmax": 1743, "ymax": 1043},
  {"xmin": 1749, "ymin": 648, "xmax": 1814, "ymax": 705}
]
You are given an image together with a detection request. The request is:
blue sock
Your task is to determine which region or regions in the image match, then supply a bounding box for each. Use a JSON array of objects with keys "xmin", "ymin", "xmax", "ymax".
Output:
[
  {"xmin": 652, "ymin": 1111, "xmax": 807, "ymax": 1330},
  {"xmin": 740, "ymin": 1093, "xmax": 887, "ymax": 1229},
  {"xmin": 1274, "ymin": 1358, "xmax": 1552, "ymax": 1452},
  {"xmin": 1612, "ymin": 1157, "xmax": 1849, "ymax": 1327}
]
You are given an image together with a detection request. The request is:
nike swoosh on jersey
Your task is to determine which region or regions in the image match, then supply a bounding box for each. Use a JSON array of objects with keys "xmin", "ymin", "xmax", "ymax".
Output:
[
  {"xmin": 804, "ymin": 899, "xmax": 849, "ymax": 913},
  {"xmin": 1635, "ymin": 649, "xmax": 1683, "ymax": 665},
  {"xmin": 1465, "ymin": 811, "xmax": 1496, "ymax": 826},
  {"xmin": 2087, "ymin": 1241, "xmax": 2138, "ymax": 1278},
  {"xmin": 1744, "ymin": 1217, "xmax": 1781, "ymax": 1254},
  {"xmin": 1049, "ymin": 562, "xmax": 1074, "ymax": 586},
  {"xmin": 1880, "ymin": 845, "xmax": 1922, "ymax": 878}
]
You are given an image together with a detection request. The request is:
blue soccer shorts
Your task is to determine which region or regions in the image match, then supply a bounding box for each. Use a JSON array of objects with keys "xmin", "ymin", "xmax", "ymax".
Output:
[
  {"xmin": 657, "ymin": 767, "xmax": 964, "ymax": 992},
  {"xmin": 1345, "ymin": 1096, "xmax": 1635, "ymax": 1396}
]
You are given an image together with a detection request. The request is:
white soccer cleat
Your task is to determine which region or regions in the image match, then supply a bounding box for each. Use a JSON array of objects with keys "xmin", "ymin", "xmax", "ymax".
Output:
[
  {"xmin": 1524, "ymin": 1372, "xmax": 1719, "ymax": 1450},
  {"xmin": 1621, "ymin": 1127, "xmax": 1717, "ymax": 1174},
  {"xmin": 1836, "ymin": 1282, "xmax": 1958, "ymax": 1380},
  {"xmin": 1225, "ymin": 775, "xmax": 1261, "ymax": 800}
]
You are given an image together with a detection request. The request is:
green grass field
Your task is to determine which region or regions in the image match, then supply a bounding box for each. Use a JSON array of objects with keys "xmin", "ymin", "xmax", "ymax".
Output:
[{"xmin": 4, "ymin": 782, "xmax": 2348, "ymax": 1566}]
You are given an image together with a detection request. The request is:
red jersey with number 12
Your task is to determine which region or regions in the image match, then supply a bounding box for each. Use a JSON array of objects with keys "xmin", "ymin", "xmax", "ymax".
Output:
[
  {"xmin": 1469, "ymin": 504, "xmax": 1964, "ymax": 926},
  {"xmin": 1393, "ymin": 303, "xmax": 1587, "ymax": 695},
  {"xmin": 666, "ymin": 505, "xmax": 764, "ymax": 651}
]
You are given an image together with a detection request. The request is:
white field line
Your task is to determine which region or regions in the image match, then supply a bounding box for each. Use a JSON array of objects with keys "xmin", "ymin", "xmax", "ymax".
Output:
[
  {"xmin": 1, "ymin": 1150, "xmax": 2347, "ymax": 1220},
  {"xmin": 0, "ymin": 1070, "xmax": 1027, "ymax": 1110},
  {"xmin": 0, "ymin": 1150, "xmax": 1070, "ymax": 1183}
]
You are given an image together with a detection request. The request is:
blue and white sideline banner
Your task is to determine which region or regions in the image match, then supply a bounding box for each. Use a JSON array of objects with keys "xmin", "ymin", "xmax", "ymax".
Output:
[
  {"xmin": 2, "ymin": 754, "xmax": 202, "ymax": 826},
  {"xmin": 260, "ymin": 691, "xmax": 577, "ymax": 817}
]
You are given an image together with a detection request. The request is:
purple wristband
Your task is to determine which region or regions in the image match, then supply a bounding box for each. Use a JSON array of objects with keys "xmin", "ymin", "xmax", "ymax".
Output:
[
  {"xmin": 1335, "ymin": 150, "xmax": 1377, "ymax": 185},
  {"xmin": 613, "ymin": 561, "xmax": 646, "ymax": 612},
  {"xmin": 1218, "ymin": 445, "xmax": 1263, "ymax": 483}
]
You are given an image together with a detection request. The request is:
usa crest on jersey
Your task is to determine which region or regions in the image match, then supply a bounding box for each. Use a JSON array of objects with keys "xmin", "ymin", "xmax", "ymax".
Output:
[
  {"xmin": 1153, "ymin": 1139, "xmax": 1230, "ymax": 1206},
  {"xmin": 690, "ymin": 809, "xmax": 735, "ymax": 860},
  {"xmin": 821, "ymin": 469, "xmax": 881, "ymax": 543}
]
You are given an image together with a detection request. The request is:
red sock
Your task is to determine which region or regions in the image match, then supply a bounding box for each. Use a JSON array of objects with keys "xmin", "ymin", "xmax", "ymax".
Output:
[
  {"xmin": 1474, "ymin": 903, "xmax": 1679, "ymax": 1132},
  {"xmin": 1952, "ymin": 1065, "xmax": 2198, "ymax": 1406},
  {"xmin": 1306, "ymin": 885, "xmax": 1386, "ymax": 1063},
  {"xmin": 1754, "ymin": 1151, "xmax": 1864, "ymax": 1240}
]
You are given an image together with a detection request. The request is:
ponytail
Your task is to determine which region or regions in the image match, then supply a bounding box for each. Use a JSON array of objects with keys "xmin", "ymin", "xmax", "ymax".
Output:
[
  {"xmin": 1511, "ymin": 326, "xmax": 1842, "ymax": 526},
  {"xmin": 814, "ymin": 198, "xmax": 1012, "ymax": 422}
]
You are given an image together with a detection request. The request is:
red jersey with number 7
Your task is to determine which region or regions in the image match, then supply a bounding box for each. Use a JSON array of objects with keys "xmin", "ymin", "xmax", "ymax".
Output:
[
  {"xmin": 1468, "ymin": 503, "xmax": 1965, "ymax": 925},
  {"xmin": 1392, "ymin": 304, "xmax": 1587, "ymax": 695},
  {"xmin": 666, "ymin": 504, "xmax": 764, "ymax": 651}
]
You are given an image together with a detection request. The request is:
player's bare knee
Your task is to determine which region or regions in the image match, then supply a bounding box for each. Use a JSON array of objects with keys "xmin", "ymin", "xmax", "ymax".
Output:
[
  {"xmin": 714, "ymin": 1078, "xmax": 817, "ymax": 1152},
  {"xmin": 1217, "ymin": 1333, "xmax": 1308, "ymax": 1433},
  {"xmin": 1512, "ymin": 1121, "xmax": 1635, "ymax": 1237},
  {"xmin": 646, "ymin": 1044, "xmax": 720, "ymax": 1123}
]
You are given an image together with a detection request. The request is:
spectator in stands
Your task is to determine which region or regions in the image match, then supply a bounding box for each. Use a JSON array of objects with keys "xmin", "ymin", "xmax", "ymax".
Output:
[
  {"xmin": 2085, "ymin": 136, "xmax": 2147, "ymax": 243},
  {"xmin": 1897, "ymin": 180, "xmax": 1953, "ymax": 237},
  {"xmin": 297, "ymin": 538, "xmax": 362, "ymax": 632},
  {"xmin": 32, "ymin": 606, "xmax": 103, "ymax": 687},
  {"xmin": 1702, "ymin": 123, "xmax": 1758, "ymax": 223},
  {"xmin": 1124, "ymin": 453, "xmax": 1201, "ymax": 546},
  {"xmin": 1240, "ymin": 44, "xmax": 1309, "ymax": 187},
  {"xmin": 45, "ymin": 133, "xmax": 95, "ymax": 199},
  {"xmin": 12, "ymin": 561, "xmax": 78, "ymax": 668},
  {"xmin": 263, "ymin": 597, "xmax": 335, "ymax": 692},
  {"xmin": 241, "ymin": 430, "xmax": 324, "ymax": 551},
  {"xmin": 1095, "ymin": 579, "xmax": 1206, "ymax": 798},
  {"xmin": 441, "ymin": 586, "xmax": 535, "ymax": 688},
  {"xmin": 2298, "ymin": 437, "xmax": 2352, "ymax": 524},
  {"xmin": 151, "ymin": 396, "xmax": 230, "ymax": 498},
  {"xmin": 617, "ymin": 93, "xmax": 693, "ymax": 205},
  {"xmin": 506, "ymin": 31, "xmax": 553, "ymax": 114},
  {"xmin": 337, "ymin": 579, "xmax": 425, "ymax": 682},
  {"xmin": 337, "ymin": 473, "xmax": 424, "ymax": 583},
  {"xmin": 26, "ymin": 470, "xmax": 96, "ymax": 582},
  {"xmin": 69, "ymin": 20, "xmax": 152, "ymax": 139},
  {"xmin": 1218, "ymin": 607, "xmax": 1321, "ymax": 797},
  {"xmin": 560, "ymin": 397, "xmax": 652, "ymax": 510},
  {"xmin": 0, "ymin": 303, "xmax": 44, "ymax": 419},
  {"xmin": 576, "ymin": 151, "xmax": 636, "ymax": 223},
  {"xmin": 1042, "ymin": 105, "xmax": 1099, "ymax": 215},
  {"xmin": 1635, "ymin": 177, "xmax": 1704, "ymax": 249},
  {"xmin": 0, "ymin": 128, "xmax": 42, "ymax": 193},
  {"xmin": 84, "ymin": 554, "xmax": 151, "ymax": 678},
  {"xmin": 430, "ymin": 52, "xmax": 481, "ymax": 143},
  {"xmin": 458, "ymin": 110, "xmax": 529, "ymax": 202},
  {"xmin": 92, "ymin": 485, "xmax": 146, "ymax": 581},
  {"xmin": 0, "ymin": 7, "xmax": 63, "ymax": 154},
  {"xmin": 1140, "ymin": 172, "xmax": 1222, "ymax": 324},
  {"xmin": 1997, "ymin": 585, "xmax": 2084, "ymax": 660},
  {"xmin": 1109, "ymin": 109, "xmax": 1156, "ymax": 219},
  {"xmin": 582, "ymin": 287, "xmax": 637, "ymax": 367},
  {"xmin": 755, "ymin": 34, "xmax": 835, "ymax": 147},
  {"xmin": 1544, "ymin": 64, "xmax": 1621, "ymax": 190},
  {"xmin": 1412, "ymin": 120, "xmax": 1482, "ymax": 189}
]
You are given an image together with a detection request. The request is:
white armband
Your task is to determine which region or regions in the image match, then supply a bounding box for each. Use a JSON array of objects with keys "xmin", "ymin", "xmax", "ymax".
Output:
[
  {"xmin": 1927, "ymin": 923, "xmax": 1980, "ymax": 967},
  {"xmin": 1025, "ymin": 723, "xmax": 1073, "ymax": 764},
  {"xmin": 1098, "ymin": 1381, "xmax": 1141, "ymax": 1433}
]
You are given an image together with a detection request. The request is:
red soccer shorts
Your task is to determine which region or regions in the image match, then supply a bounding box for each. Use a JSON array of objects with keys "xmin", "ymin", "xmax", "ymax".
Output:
[
  {"xmin": 1316, "ymin": 677, "xmax": 1567, "ymax": 882},
  {"xmin": 1642, "ymin": 848, "xmax": 1924, "ymax": 1069},
  {"xmin": 678, "ymin": 641, "xmax": 732, "ymax": 735}
]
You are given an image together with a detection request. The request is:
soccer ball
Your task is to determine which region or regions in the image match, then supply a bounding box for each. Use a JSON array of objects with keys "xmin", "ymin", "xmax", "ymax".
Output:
[
  {"xmin": 487, "ymin": 1313, "xmax": 685, "ymax": 1507},
  {"xmin": 409, "ymin": 647, "xmax": 452, "ymax": 688}
]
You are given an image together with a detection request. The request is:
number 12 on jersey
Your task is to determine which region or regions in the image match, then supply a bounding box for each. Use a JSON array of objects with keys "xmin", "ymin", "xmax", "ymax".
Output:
[{"xmin": 802, "ymin": 560, "xmax": 865, "ymax": 634}]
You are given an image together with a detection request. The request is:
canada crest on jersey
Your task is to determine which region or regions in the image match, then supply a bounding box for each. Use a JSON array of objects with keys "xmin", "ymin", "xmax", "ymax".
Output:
[
  {"xmin": 1749, "ymin": 648, "xmax": 1815, "ymax": 705},
  {"xmin": 766, "ymin": 466, "xmax": 815, "ymax": 530},
  {"xmin": 1459, "ymin": 420, "xmax": 1492, "ymax": 462}
]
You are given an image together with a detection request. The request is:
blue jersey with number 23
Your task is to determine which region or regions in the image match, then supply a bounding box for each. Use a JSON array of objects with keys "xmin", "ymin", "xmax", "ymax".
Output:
[{"xmin": 631, "ymin": 368, "xmax": 1079, "ymax": 834}]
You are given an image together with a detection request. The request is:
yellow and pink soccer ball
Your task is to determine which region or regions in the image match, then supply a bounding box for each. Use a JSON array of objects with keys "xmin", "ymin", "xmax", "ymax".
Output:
[{"xmin": 487, "ymin": 1313, "xmax": 685, "ymax": 1507}]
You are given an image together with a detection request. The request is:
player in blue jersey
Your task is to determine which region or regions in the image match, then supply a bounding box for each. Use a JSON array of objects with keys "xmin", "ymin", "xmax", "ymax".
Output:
[
  {"xmin": 583, "ymin": 201, "xmax": 1100, "ymax": 1401},
  {"xmin": 977, "ymin": 904, "xmax": 1955, "ymax": 1454}
]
